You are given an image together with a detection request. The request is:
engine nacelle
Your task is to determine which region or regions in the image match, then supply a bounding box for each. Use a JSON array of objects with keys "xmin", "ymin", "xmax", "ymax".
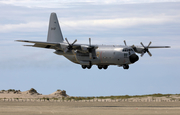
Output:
[
  {"xmin": 80, "ymin": 45, "xmax": 89, "ymax": 53},
  {"xmin": 133, "ymin": 46, "xmax": 144, "ymax": 54}
]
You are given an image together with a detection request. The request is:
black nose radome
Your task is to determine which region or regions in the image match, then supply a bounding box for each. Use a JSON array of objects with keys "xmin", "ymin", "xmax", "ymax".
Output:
[{"xmin": 129, "ymin": 54, "xmax": 139, "ymax": 63}]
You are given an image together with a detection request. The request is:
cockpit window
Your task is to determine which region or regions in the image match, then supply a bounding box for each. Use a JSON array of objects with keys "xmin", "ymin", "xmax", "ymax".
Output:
[{"xmin": 123, "ymin": 48, "xmax": 133, "ymax": 52}]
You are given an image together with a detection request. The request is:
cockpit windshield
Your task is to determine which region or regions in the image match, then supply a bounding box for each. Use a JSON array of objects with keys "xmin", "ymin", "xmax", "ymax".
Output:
[{"xmin": 122, "ymin": 48, "xmax": 133, "ymax": 52}]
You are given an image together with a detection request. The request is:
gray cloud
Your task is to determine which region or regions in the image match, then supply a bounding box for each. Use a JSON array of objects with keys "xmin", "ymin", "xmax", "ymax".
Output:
[{"xmin": 1, "ymin": 0, "xmax": 180, "ymax": 8}]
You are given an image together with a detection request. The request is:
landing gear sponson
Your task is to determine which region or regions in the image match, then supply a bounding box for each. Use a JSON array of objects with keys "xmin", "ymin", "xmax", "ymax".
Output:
[
  {"xmin": 81, "ymin": 65, "xmax": 109, "ymax": 70},
  {"xmin": 81, "ymin": 65, "xmax": 130, "ymax": 69}
]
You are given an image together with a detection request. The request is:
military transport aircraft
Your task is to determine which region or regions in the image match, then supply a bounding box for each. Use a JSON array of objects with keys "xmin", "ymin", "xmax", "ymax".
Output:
[{"xmin": 16, "ymin": 13, "xmax": 170, "ymax": 70}]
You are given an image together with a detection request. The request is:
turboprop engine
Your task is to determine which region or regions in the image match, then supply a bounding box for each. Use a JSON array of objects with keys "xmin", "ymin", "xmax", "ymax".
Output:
[{"xmin": 132, "ymin": 42, "xmax": 152, "ymax": 57}]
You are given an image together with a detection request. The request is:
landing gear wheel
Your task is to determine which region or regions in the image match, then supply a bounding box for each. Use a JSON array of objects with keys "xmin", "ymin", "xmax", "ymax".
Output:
[
  {"xmin": 103, "ymin": 65, "xmax": 108, "ymax": 69},
  {"xmin": 87, "ymin": 65, "xmax": 92, "ymax": 69},
  {"xmin": 123, "ymin": 65, "xmax": 129, "ymax": 69},
  {"xmin": 86, "ymin": 61, "xmax": 92, "ymax": 69},
  {"xmin": 98, "ymin": 65, "xmax": 102, "ymax": 69},
  {"xmin": 81, "ymin": 65, "xmax": 87, "ymax": 69}
]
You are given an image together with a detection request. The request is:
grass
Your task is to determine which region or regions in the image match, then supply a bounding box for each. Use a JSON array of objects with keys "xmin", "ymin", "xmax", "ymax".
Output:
[
  {"xmin": 36, "ymin": 93, "xmax": 178, "ymax": 101},
  {"xmin": 64, "ymin": 93, "xmax": 177, "ymax": 100}
]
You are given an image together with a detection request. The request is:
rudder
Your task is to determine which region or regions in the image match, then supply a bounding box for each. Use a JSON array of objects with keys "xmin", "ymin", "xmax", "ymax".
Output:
[{"xmin": 47, "ymin": 13, "xmax": 64, "ymax": 43}]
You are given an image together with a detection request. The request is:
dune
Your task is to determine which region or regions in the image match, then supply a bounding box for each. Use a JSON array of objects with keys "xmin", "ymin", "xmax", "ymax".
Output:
[{"xmin": 0, "ymin": 88, "xmax": 68, "ymax": 99}]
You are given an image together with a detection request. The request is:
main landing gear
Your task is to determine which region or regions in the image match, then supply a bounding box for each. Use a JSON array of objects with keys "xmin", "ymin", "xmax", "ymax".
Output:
[
  {"xmin": 82, "ymin": 64, "xmax": 129, "ymax": 70},
  {"xmin": 97, "ymin": 65, "xmax": 108, "ymax": 70},
  {"xmin": 81, "ymin": 65, "xmax": 109, "ymax": 70},
  {"xmin": 81, "ymin": 65, "xmax": 92, "ymax": 69}
]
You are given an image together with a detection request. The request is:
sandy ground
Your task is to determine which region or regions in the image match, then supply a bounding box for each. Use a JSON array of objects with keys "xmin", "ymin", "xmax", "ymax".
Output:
[{"xmin": 0, "ymin": 101, "xmax": 180, "ymax": 115}]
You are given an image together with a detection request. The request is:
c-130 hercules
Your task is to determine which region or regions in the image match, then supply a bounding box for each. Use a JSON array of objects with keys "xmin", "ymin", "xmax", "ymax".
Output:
[{"xmin": 17, "ymin": 13, "xmax": 170, "ymax": 70}]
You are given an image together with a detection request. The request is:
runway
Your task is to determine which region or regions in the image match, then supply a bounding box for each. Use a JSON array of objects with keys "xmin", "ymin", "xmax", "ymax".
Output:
[{"xmin": 0, "ymin": 101, "xmax": 180, "ymax": 115}]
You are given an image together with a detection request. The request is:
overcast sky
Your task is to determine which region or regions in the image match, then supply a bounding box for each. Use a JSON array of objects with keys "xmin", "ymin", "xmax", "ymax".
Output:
[{"xmin": 0, "ymin": 0, "xmax": 180, "ymax": 96}]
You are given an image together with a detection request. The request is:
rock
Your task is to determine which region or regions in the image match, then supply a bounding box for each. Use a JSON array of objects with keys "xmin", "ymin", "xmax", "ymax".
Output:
[
  {"xmin": 60, "ymin": 90, "xmax": 67, "ymax": 96},
  {"xmin": 13, "ymin": 90, "xmax": 21, "ymax": 94},
  {"xmin": 24, "ymin": 88, "xmax": 41, "ymax": 95},
  {"xmin": 51, "ymin": 89, "xmax": 68, "ymax": 97},
  {"xmin": 29, "ymin": 88, "xmax": 38, "ymax": 94}
]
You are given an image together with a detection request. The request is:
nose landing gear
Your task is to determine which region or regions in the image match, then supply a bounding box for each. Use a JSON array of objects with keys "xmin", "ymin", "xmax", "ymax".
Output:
[{"xmin": 123, "ymin": 64, "xmax": 129, "ymax": 69}]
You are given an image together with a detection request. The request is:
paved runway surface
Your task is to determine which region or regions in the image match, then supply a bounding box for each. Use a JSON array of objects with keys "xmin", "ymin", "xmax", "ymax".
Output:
[{"xmin": 0, "ymin": 102, "xmax": 180, "ymax": 115}]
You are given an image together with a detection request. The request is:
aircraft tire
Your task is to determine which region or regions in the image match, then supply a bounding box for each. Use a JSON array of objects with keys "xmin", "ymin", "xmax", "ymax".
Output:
[
  {"xmin": 82, "ymin": 65, "xmax": 87, "ymax": 69},
  {"xmin": 103, "ymin": 65, "xmax": 108, "ymax": 69},
  {"xmin": 98, "ymin": 65, "xmax": 102, "ymax": 69},
  {"xmin": 123, "ymin": 65, "xmax": 129, "ymax": 69},
  {"xmin": 87, "ymin": 65, "xmax": 92, "ymax": 69}
]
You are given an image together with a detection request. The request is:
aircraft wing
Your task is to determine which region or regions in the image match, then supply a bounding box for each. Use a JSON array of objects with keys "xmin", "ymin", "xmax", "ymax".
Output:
[
  {"xmin": 131, "ymin": 42, "xmax": 170, "ymax": 57},
  {"xmin": 16, "ymin": 40, "xmax": 62, "ymax": 50},
  {"xmin": 148, "ymin": 46, "xmax": 170, "ymax": 48},
  {"xmin": 16, "ymin": 40, "xmax": 98, "ymax": 53}
]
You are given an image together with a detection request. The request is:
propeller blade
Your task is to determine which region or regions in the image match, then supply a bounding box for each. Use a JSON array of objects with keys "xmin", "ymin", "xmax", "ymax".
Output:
[
  {"xmin": 88, "ymin": 38, "xmax": 93, "ymax": 59},
  {"xmin": 65, "ymin": 38, "xmax": 70, "ymax": 45},
  {"xmin": 72, "ymin": 39, "xmax": 77, "ymax": 45},
  {"xmin": 89, "ymin": 38, "xmax": 91, "ymax": 46},
  {"xmin": 124, "ymin": 40, "xmax": 127, "ymax": 46},
  {"xmin": 141, "ymin": 52, "xmax": 145, "ymax": 57},
  {"xmin": 140, "ymin": 42, "xmax": 145, "ymax": 48},
  {"xmin": 89, "ymin": 53, "xmax": 92, "ymax": 59},
  {"xmin": 147, "ymin": 41, "xmax": 152, "ymax": 48},
  {"xmin": 147, "ymin": 51, "xmax": 152, "ymax": 57}
]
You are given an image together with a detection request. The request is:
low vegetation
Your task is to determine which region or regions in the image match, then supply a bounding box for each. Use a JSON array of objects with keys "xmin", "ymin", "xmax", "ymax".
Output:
[
  {"xmin": 0, "ymin": 89, "xmax": 21, "ymax": 94},
  {"xmin": 64, "ymin": 93, "xmax": 177, "ymax": 100}
]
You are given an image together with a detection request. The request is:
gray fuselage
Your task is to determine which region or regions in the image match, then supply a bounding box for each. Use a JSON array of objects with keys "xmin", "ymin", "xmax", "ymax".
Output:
[{"xmin": 55, "ymin": 45, "xmax": 139, "ymax": 67}]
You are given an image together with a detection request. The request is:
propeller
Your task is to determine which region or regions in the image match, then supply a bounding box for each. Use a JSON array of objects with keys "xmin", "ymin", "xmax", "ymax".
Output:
[
  {"xmin": 64, "ymin": 38, "xmax": 77, "ymax": 52},
  {"xmin": 87, "ymin": 38, "xmax": 94, "ymax": 59},
  {"xmin": 140, "ymin": 42, "xmax": 152, "ymax": 57}
]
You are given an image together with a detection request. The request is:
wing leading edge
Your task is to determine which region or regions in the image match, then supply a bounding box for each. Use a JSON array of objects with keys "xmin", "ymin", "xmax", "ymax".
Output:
[
  {"xmin": 16, "ymin": 40, "xmax": 61, "ymax": 50},
  {"xmin": 16, "ymin": 40, "xmax": 98, "ymax": 54}
]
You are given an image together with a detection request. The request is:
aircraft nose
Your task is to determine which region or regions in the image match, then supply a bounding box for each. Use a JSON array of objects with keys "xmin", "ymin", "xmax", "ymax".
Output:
[{"xmin": 129, "ymin": 54, "xmax": 139, "ymax": 63}]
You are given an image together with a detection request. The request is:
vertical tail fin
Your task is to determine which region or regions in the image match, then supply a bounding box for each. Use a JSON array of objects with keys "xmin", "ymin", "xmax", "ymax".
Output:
[{"xmin": 47, "ymin": 13, "xmax": 64, "ymax": 43}]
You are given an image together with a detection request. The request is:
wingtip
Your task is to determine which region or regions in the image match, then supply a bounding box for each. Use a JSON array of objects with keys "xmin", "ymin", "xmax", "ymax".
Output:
[
  {"xmin": 15, "ymin": 40, "xmax": 29, "ymax": 42},
  {"xmin": 15, "ymin": 40, "xmax": 23, "ymax": 42}
]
